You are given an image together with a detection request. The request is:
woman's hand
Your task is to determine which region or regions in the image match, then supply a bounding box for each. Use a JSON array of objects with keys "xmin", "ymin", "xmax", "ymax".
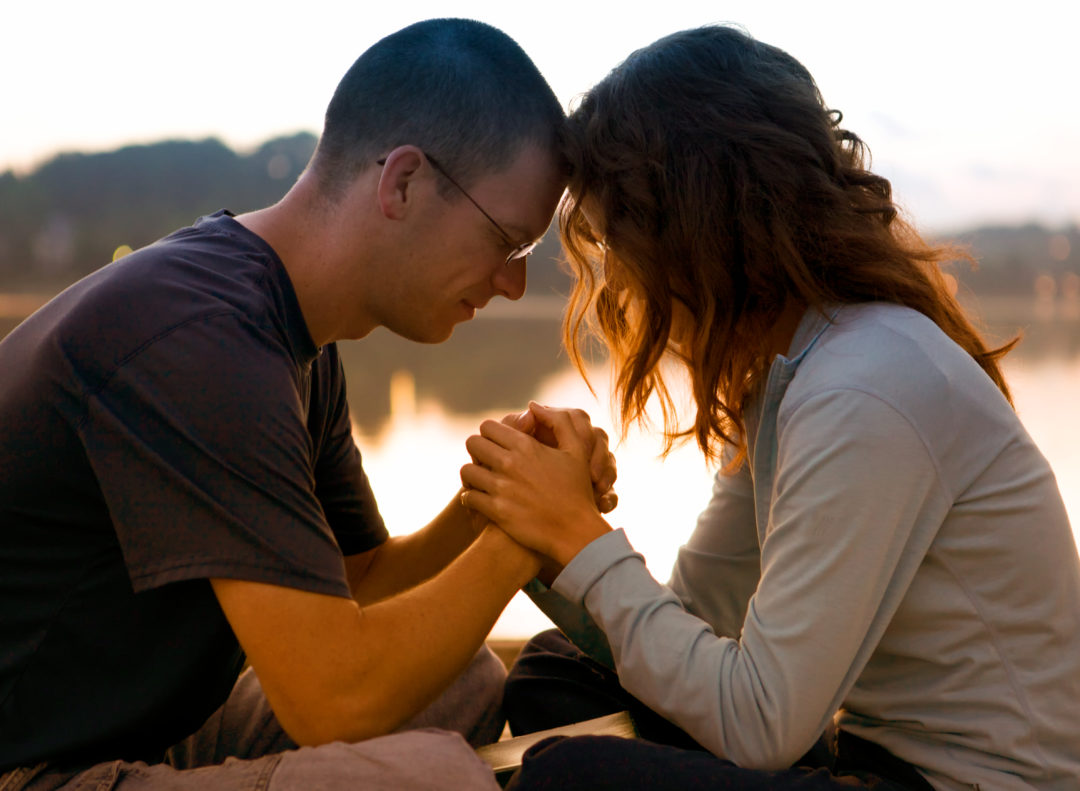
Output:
[
  {"xmin": 461, "ymin": 403, "xmax": 613, "ymax": 567},
  {"xmin": 500, "ymin": 406, "xmax": 618, "ymax": 514}
]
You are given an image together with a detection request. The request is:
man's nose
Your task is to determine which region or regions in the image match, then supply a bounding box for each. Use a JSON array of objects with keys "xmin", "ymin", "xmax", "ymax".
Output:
[{"xmin": 493, "ymin": 257, "xmax": 527, "ymax": 301}]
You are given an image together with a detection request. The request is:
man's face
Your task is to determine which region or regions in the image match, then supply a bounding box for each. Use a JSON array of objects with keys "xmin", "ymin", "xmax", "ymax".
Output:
[{"xmin": 378, "ymin": 144, "xmax": 565, "ymax": 343}]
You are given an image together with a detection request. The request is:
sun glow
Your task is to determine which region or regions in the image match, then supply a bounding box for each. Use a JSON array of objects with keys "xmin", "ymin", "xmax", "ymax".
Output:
[{"xmin": 355, "ymin": 356, "xmax": 1080, "ymax": 639}]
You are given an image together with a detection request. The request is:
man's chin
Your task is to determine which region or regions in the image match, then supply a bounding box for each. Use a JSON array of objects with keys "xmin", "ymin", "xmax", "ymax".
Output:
[{"xmin": 393, "ymin": 321, "xmax": 460, "ymax": 345}]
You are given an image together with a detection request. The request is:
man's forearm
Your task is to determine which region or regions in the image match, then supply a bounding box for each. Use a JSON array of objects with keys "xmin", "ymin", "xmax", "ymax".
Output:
[
  {"xmin": 346, "ymin": 527, "xmax": 539, "ymax": 736},
  {"xmin": 220, "ymin": 526, "xmax": 540, "ymax": 747},
  {"xmin": 345, "ymin": 489, "xmax": 487, "ymax": 605}
]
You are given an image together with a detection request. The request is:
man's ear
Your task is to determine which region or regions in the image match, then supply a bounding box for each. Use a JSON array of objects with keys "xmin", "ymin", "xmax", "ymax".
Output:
[{"xmin": 376, "ymin": 146, "xmax": 426, "ymax": 220}]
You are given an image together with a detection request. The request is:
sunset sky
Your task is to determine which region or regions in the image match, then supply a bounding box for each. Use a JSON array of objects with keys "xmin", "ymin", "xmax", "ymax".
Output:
[{"xmin": 4, "ymin": 0, "xmax": 1078, "ymax": 232}]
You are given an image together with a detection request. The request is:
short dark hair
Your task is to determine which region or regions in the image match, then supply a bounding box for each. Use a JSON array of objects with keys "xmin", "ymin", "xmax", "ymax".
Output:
[{"xmin": 311, "ymin": 18, "xmax": 565, "ymax": 195}]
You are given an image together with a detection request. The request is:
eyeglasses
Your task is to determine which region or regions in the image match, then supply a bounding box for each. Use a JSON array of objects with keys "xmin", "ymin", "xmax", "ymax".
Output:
[{"xmin": 378, "ymin": 153, "xmax": 538, "ymax": 265}]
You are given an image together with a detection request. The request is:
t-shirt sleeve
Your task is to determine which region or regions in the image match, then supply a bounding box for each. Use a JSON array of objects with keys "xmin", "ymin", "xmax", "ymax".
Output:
[
  {"xmin": 78, "ymin": 312, "xmax": 358, "ymax": 598},
  {"xmin": 307, "ymin": 344, "xmax": 388, "ymax": 557}
]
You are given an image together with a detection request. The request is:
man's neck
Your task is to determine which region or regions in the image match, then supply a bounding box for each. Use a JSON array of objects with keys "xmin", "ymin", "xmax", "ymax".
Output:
[{"xmin": 235, "ymin": 179, "xmax": 376, "ymax": 347}]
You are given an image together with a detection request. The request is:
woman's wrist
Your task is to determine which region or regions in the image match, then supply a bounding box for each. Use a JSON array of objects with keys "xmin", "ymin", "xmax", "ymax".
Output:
[{"xmin": 552, "ymin": 512, "xmax": 612, "ymax": 568}]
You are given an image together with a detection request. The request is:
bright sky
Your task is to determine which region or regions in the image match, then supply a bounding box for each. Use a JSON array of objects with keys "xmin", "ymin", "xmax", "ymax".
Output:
[{"xmin": 4, "ymin": 0, "xmax": 1078, "ymax": 233}]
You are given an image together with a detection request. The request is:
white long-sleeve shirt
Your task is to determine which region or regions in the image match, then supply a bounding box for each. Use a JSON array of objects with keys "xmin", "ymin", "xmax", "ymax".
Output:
[{"xmin": 536, "ymin": 303, "xmax": 1080, "ymax": 790}]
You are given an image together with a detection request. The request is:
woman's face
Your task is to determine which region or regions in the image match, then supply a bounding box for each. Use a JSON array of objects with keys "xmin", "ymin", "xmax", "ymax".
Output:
[{"xmin": 579, "ymin": 195, "xmax": 697, "ymax": 352}]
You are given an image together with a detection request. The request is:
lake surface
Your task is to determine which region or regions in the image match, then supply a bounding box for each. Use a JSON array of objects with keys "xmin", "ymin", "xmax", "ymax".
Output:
[{"xmin": 357, "ymin": 352, "xmax": 1080, "ymax": 639}]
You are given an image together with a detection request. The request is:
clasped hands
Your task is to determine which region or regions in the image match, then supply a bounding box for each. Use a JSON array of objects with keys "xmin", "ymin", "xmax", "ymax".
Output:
[{"xmin": 460, "ymin": 402, "xmax": 616, "ymax": 570}]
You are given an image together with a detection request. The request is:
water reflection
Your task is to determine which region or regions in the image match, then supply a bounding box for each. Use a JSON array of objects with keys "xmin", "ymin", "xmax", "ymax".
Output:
[
  {"xmin": 355, "ymin": 354, "xmax": 1080, "ymax": 639},
  {"xmin": 333, "ymin": 293, "xmax": 1080, "ymax": 434}
]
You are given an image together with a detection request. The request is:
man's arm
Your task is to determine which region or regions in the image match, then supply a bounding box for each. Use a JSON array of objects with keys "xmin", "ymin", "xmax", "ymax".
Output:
[
  {"xmin": 212, "ymin": 525, "xmax": 539, "ymax": 747},
  {"xmin": 345, "ymin": 406, "xmax": 618, "ymax": 605},
  {"xmin": 343, "ymin": 490, "xmax": 485, "ymax": 605}
]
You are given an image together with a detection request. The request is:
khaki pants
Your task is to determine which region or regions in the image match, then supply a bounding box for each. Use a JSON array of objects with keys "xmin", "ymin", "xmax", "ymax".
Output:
[{"xmin": 5, "ymin": 647, "xmax": 505, "ymax": 791}]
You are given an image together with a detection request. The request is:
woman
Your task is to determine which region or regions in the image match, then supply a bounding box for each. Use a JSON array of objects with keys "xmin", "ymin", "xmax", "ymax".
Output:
[{"xmin": 459, "ymin": 25, "xmax": 1080, "ymax": 791}]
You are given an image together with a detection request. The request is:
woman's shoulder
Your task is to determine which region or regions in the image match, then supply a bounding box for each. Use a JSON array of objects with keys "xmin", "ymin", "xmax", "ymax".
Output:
[
  {"xmin": 778, "ymin": 302, "xmax": 1020, "ymax": 455},
  {"xmin": 789, "ymin": 302, "xmax": 997, "ymax": 407}
]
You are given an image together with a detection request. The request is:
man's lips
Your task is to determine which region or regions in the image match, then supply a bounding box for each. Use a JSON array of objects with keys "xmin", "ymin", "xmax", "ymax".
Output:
[{"xmin": 462, "ymin": 297, "xmax": 490, "ymax": 312}]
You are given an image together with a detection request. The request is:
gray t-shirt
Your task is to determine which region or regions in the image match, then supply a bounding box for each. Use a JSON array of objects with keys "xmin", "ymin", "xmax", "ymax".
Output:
[{"xmin": 0, "ymin": 211, "xmax": 388, "ymax": 771}]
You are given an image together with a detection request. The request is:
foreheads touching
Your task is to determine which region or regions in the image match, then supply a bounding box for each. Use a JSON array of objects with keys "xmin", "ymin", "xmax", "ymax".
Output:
[{"xmin": 310, "ymin": 18, "xmax": 566, "ymax": 200}]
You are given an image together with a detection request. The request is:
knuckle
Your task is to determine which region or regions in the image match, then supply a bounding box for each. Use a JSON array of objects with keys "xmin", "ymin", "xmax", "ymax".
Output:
[
  {"xmin": 499, "ymin": 455, "xmax": 520, "ymax": 478},
  {"xmin": 490, "ymin": 499, "xmax": 510, "ymax": 523}
]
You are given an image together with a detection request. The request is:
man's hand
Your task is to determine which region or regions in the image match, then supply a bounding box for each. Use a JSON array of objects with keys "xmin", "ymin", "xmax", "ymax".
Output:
[
  {"xmin": 500, "ymin": 404, "xmax": 618, "ymax": 514},
  {"xmin": 461, "ymin": 404, "xmax": 613, "ymax": 567}
]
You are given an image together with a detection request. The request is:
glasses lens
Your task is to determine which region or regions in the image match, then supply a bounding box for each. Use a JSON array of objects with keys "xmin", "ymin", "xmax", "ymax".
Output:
[{"xmin": 506, "ymin": 241, "xmax": 539, "ymax": 263}]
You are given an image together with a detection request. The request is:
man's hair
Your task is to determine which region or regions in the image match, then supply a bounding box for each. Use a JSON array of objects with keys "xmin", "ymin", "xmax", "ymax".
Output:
[
  {"xmin": 558, "ymin": 25, "xmax": 1015, "ymax": 463},
  {"xmin": 311, "ymin": 18, "xmax": 564, "ymax": 195}
]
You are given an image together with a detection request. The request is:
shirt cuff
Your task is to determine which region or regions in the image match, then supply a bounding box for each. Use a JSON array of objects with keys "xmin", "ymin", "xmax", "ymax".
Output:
[{"xmin": 551, "ymin": 528, "xmax": 644, "ymax": 605}]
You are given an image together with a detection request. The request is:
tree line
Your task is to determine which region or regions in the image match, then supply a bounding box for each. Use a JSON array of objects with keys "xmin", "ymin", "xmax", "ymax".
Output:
[
  {"xmin": 0, "ymin": 133, "xmax": 570, "ymax": 298},
  {"xmin": 1, "ymin": 133, "xmax": 1077, "ymax": 298}
]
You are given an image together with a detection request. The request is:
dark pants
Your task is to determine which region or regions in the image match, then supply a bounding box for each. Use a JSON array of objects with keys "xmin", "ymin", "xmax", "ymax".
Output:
[{"xmin": 503, "ymin": 630, "xmax": 934, "ymax": 791}]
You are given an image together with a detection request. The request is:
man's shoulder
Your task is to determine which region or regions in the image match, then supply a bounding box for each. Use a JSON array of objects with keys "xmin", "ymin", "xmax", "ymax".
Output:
[
  {"xmin": 4, "ymin": 213, "xmax": 300, "ymax": 397},
  {"xmin": 108, "ymin": 210, "xmax": 276, "ymax": 311},
  {"xmin": 75, "ymin": 216, "xmax": 283, "ymax": 340}
]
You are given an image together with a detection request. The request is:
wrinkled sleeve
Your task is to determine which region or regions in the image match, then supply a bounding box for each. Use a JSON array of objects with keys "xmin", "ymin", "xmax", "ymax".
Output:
[
  {"xmin": 79, "ymin": 313, "xmax": 354, "ymax": 598},
  {"xmin": 553, "ymin": 389, "xmax": 947, "ymax": 769},
  {"xmin": 668, "ymin": 448, "xmax": 760, "ymax": 638},
  {"xmin": 308, "ymin": 344, "xmax": 388, "ymax": 556},
  {"xmin": 524, "ymin": 446, "xmax": 756, "ymax": 670},
  {"xmin": 521, "ymin": 577, "xmax": 615, "ymax": 669}
]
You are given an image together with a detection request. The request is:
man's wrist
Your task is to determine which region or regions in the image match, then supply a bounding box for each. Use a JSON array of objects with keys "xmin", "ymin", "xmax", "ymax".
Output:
[{"xmin": 479, "ymin": 525, "xmax": 543, "ymax": 585}]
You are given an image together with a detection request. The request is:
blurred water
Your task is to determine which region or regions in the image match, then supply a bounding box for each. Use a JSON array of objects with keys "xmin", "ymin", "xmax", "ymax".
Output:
[{"xmin": 356, "ymin": 356, "xmax": 1080, "ymax": 639}]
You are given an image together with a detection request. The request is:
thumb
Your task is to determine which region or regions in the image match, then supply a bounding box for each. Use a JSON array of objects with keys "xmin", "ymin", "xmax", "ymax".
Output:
[
  {"xmin": 502, "ymin": 409, "xmax": 536, "ymax": 434},
  {"xmin": 516, "ymin": 409, "xmax": 537, "ymax": 435},
  {"xmin": 528, "ymin": 402, "xmax": 586, "ymax": 455}
]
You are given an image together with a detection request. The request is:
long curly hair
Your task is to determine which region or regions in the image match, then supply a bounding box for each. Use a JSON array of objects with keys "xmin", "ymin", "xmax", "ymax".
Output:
[{"xmin": 559, "ymin": 25, "xmax": 1015, "ymax": 463}]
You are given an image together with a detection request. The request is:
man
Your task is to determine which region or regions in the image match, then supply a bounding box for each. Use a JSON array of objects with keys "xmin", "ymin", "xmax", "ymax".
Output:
[{"xmin": 0, "ymin": 18, "xmax": 613, "ymax": 790}]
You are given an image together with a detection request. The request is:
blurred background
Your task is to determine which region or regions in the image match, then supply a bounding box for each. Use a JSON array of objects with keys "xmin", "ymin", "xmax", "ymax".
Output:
[{"xmin": 2, "ymin": 0, "xmax": 1077, "ymax": 636}]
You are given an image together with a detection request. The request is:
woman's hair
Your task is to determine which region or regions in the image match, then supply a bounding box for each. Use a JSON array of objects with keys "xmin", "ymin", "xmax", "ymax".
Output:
[{"xmin": 559, "ymin": 25, "xmax": 1015, "ymax": 463}]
